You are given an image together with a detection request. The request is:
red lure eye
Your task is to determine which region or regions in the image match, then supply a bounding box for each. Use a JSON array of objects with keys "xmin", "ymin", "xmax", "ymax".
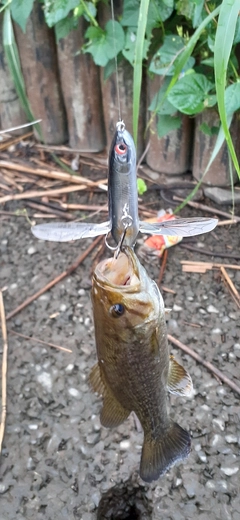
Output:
[{"xmin": 114, "ymin": 143, "xmax": 127, "ymax": 155}]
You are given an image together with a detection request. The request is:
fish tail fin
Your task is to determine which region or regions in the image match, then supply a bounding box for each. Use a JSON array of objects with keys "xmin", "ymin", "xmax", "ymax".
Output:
[{"xmin": 140, "ymin": 422, "xmax": 191, "ymax": 483}]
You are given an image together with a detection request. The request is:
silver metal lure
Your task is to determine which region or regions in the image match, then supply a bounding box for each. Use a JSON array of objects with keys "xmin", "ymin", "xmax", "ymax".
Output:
[{"xmin": 31, "ymin": 122, "xmax": 218, "ymax": 246}]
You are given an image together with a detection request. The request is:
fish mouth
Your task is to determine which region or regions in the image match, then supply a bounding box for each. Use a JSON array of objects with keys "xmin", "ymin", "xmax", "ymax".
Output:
[{"xmin": 95, "ymin": 248, "xmax": 140, "ymax": 289}]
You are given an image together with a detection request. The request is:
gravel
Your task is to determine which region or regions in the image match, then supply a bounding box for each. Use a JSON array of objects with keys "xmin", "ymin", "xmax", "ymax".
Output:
[{"xmin": 0, "ymin": 198, "xmax": 240, "ymax": 520}]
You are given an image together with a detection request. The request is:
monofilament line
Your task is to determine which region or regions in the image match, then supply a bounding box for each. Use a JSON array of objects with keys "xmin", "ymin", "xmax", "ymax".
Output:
[{"xmin": 110, "ymin": 0, "xmax": 122, "ymax": 122}]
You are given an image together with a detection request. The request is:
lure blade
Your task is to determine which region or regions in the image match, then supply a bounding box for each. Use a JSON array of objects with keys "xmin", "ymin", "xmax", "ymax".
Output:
[
  {"xmin": 139, "ymin": 217, "xmax": 218, "ymax": 237},
  {"xmin": 31, "ymin": 221, "xmax": 111, "ymax": 242}
]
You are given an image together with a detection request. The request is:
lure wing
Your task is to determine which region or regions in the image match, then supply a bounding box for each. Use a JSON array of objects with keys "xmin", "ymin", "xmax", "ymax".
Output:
[
  {"xmin": 31, "ymin": 221, "xmax": 111, "ymax": 242},
  {"xmin": 139, "ymin": 217, "xmax": 218, "ymax": 237}
]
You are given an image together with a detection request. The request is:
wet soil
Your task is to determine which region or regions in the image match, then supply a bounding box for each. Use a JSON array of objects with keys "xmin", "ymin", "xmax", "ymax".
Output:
[{"xmin": 0, "ymin": 189, "xmax": 240, "ymax": 520}]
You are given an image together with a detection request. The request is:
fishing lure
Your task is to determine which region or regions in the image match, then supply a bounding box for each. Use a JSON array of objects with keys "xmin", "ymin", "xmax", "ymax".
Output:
[{"xmin": 31, "ymin": 122, "xmax": 217, "ymax": 247}]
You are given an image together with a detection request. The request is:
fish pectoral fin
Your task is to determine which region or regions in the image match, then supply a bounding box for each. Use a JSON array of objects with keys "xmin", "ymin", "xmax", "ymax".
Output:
[
  {"xmin": 140, "ymin": 422, "xmax": 191, "ymax": 483},
  {"xmin": 100, "ymin": 393, "xmax": 130, "ymax": 428},
  {"xmin": 89, "ymin": 363, "xmax": 106, "ymax": 396},
  {"xmin": 167, "ymin": 355, "xmax": 193, "ymax": 396}
]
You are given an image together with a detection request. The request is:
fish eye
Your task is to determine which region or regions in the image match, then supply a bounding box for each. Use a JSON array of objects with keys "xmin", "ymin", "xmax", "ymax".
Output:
[{"xmin": 109, "ymin": 303, "xmax": 125, "ymax": 317}]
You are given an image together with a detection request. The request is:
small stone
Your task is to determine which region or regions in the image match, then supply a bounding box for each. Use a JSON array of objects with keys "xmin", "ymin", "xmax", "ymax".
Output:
[
  {"xmin": 197, "ymin": 451, "xmax": 207, "ymax": 463},
  {"xmin": 60, "ymin": 303, "xmax": 67, "ymax": 312},
  {"xmin": 27, "ymin": 246, "xmax": 37, "ymax": 255},
  {"xmin": 65, "ymin": 363, "xmax": 74, "ymax": 374},
  {"xmin": 204, "ymin": 186, "xmax": 240, "ymax": 205},
  {"xmin": 213, "ymin": 418, "xmax": 225, "ymax": 431},
  {"xmin": 68, "ymin": 387, "xmax": 81, "ymax": 398},
  {"xmin": 84, "ymin": 317, "xmax": 91, "ymax": 327},
  {"xmin": 173, "ymin": 304, "xmax": 183, "ymax": 312},
  {"xmin": 86, "ymin": 432, "xmax": 100, "ymax": 445},
  {"xmin": 28, "ymin": 424, "xmax": 38, "ymax": 430},
  {"xmin": 221, "ymin": 466, "xmax": 239, "ymax": 476},
  {"xmin": 78, "ymin": 288, "xmax": 86, "ymax": 296},
  {"xmin": 229, "ymin": 312, "xmax": 238, "ymax": 320},
  {"xmin": 37, "ymin": 372, "xmax": 52, "ymax": 392},
  {"xmin": 225, "ymin": 435, "xmax": 238, "ymax": 444},
  {"xmin": 119, "ymin": 440, "xmax": 130, "ymax": 450},
  {"xmin": 0, "ymin": 483, "xmax": 9, "ymax": 494},
  {"xmin": 207, "ymin": 305, "xmax": 219, "ymax": 314}
]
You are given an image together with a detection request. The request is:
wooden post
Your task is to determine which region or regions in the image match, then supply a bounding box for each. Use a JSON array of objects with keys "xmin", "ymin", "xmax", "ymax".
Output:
[
  {"xmin": 14, "ymin": 2, "xmax": 67, "ymax": 144},
  {"xmin": 57, "ymin": 18, "xmax": 105, "ymax": 151},
  {"xmin": 99, "ymin": 0, "xmax": 146, "ymax": 157},
  {"xmin": 146, "ymin": 75, "xmax": 192, "ymax": 174},
  {"xmin": 192, "ymin": 109, "xmax": 239, "ymax": 186},
  {"xmin": 0, "ymin": 20, "xmax": 27, "ymax": 133}
]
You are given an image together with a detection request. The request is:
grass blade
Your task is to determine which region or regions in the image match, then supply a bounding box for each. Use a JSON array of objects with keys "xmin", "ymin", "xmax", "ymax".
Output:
[
  {"xmin": 214, "ymin": 0, "xmax": 240, "ymax": 180},
  {"xmin": 133, "ymin": 0, "xmax": 150, "ymax": 149},
  {"xmin": 3, "ymin": 7, "xmax": 42, "ymax": 140}
]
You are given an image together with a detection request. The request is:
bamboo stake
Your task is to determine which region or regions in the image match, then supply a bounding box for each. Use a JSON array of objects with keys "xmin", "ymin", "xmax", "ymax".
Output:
[
  {"xmin": 168, "ymin": 334, "xmax": 240, "ymax": 395},
  {"xmin": 181, "ymin": 260, "xmax": 240, "ymax": 273},
  {"xmin": 0, "ymin": 160, "xmax": 107, "ymax": 187},
  {"xmin": 0, "ymin": 290, "xmax": 8, "ymax": 453},
  {"xmin": 9, "ymin": 330, "xmax": 72, "ymax": 353},
  {"xmin": 6, "ymin": 235, "xmax": 103, "ymax": 321},
  {"xmin": 0, "ymin": 184, "xmax": 94, "ymax": 204}
]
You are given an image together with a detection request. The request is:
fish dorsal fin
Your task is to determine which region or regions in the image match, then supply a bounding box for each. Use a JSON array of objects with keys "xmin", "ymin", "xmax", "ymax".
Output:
[
  {"xmin": 89, "ymin": 363, "xmax": 130, "ymax": 428},
  {"xmin": 167, "ymin": 356, "xmax": 193, "ymax": 396},
  {"xmin": 89, "ymin": 363, "xmax": 106, "ymax": 396}
]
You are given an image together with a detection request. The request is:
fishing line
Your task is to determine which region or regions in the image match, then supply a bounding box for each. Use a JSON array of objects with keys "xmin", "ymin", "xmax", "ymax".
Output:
[{"xmin": 110, "ymin": 0, "xmax": 122, "ymax": 122}]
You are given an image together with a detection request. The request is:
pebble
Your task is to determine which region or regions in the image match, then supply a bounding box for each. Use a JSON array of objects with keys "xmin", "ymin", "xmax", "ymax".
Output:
[
  {"xmin": 225, "ymin": 434, "xmax": 238, "ymax": 444},
  {"xmin": 197, "ymin": 450, "xmax": 207, "ymax": 463},
  {"xmin": 213, "ymin": 418, "xmax": 225, "ymax": 431},
  {"xmin": 28, "ymin": 423, "xmax": 38, "ymax": 430},
  {"xmin": 0, "ymin": 483, "xmax": 9, "ymax": 494},
  {"xmin": 173, "ymin": 304, "xmax": 183, "ymax": 312},
  {"xmin": 207, "ymin": 305, "xmax": 219, "ymax": 313},
  {"xmin": 78, "ymin": 288, "xmax": 86, "ymax": 296},
  {"xmin": 68, "ymin": 387, "xmax": 81, "ymax": 398},
  {"xmin": 229, "ymin": 312, "xmax": 238, "ymax": 320},
  {"xmin": 206, "ymin": 480, "xmax": 228, "ymax": 492},
  {"xmin": 37, "ymin": 371, "xmax": 52, "ymax": 392},
  {"xmin": 60, "ymin": 303, "xmax": 67, "ymax": 312},
  {"xmin": 27, "ymin": 246, "xmax": 37, "ymax": 255},
  {"xmin": 86, "ymin": 432, "xmax": 100, "ymax": 445},
  {"xmin": 119, "ymin": 440, "xmax": 131, "ymax": 450},
  {"xmin": 210, "ymin": 433, "xmax": 223, "ymax": 446},
  {"xmin": 65, "ymin": 363, "xmax": 74, "ymax": 374},
  {"xmin": 221, "ymin": 466, "xmax": 239, "ymax": 476}
]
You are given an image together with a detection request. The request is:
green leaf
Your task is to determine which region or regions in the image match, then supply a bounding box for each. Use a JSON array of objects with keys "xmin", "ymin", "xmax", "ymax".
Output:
[
  {"xmin": 84, "ymin": 20, "xmax": 125, "ymax": 67},
  {"xmin": 10, "ymin": 0, "xmax": 34, "ymax": 32},
  {"xmin": 121, "ymin": 0, "xmax": 139, "ymax": 27},
  {"xmin": 122, "ymin": 27, "xmax": 150, "ymax": 65},
  {"xmin": 147, "ymin": 0, "xmax": 174, "ymax": 31},
  {"xmin": 199, "ymin": 122, "xmax": 219, "ymax": 136},
  {"xmin": 55, "ymin": 16, "xmax": 77, "ymax": 41},
  {"xmin": 225, "ymin": 82, "xmax": 240, "ymax": 115},
  {"xmin": 157, "ymin": 114, "xmax": 181, "ymax": 137},
  {"xmin": 83, "ymin": 1, "xmax": 97, "ymax": 22},
  {"xmin": 43, "ymin": 0, "xmax": 79, "ymax": 27},
  {"xmin": 137, "ymin": 178, "xmax": 147, "ymax": 195},
  {"xmin": 149, "ymin": 78, "xmax": 177, "ymax": 115},
  {"xmin": 168, "ymin": 73, "xmax": 214, "ymax": 115},
  {"xmin": 149, "ymin": 34, "xmax": 195, "ymax": 76},
  {"xmin": 233, "ymin": 16, "xmax": 240, "ymax": 44}
]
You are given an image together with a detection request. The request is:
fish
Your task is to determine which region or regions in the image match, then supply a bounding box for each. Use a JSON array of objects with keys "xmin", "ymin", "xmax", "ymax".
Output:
[
  {"xmin": 31, "ymin": 122, "xmax": 218, "ymax": 245},
  {"xmin": 90, "ymin": 246, "xmax": 193, "ymax": 483}
]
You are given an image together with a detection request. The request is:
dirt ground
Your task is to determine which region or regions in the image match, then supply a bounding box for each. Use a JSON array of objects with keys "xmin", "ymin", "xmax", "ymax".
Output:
[{"xmin": 0, "ymin": 185, "xmax": 240, "ymax": 520}]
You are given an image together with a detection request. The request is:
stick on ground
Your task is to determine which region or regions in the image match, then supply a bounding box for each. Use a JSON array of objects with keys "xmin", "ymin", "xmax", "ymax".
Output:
[
  {"xmin": 0, "ymin": 290, "xmax": 8, "ymax": 453},
  {"xmin": 6, "ymin": 235, "xmax": 103, "ymax": 321},
  {"xmin": 168, "ymin": 334, "xmax": 240, "ymax": 396}
]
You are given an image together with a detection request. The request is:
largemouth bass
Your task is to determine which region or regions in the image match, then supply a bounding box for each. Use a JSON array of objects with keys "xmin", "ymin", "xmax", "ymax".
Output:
[
  {"xmin": 90, "ymin": 247, "xmax": 192, "ymax": 483},
  {"xmin": 31, "ymin": 123, "xmax": 217, "ymax": 245}
]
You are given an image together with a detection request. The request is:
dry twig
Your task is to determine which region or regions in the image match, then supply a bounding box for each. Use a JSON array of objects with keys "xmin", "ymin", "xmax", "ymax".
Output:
[
  {"xmin": 0, "ymin": 290, "xmax": 8, "ymax": 453},
  {"xmin": 168, "ymin": 334, "xmax": 240, "ymax": 395},
  {"xmin": 9, "ymin": 330, "xmax": 72, "ymax": 353},
  {"xmin": 173, "ymin": 195, "xmax": 240, "ymax": 222},
  {"xmin": 158, "ymin": 249, "xmax": 168, "ymax": 286},
  {"xmin": 179, "ymin": 243, "xmax": 240, "ymax": 261},
  {"xmin": 220, "ymin": 266, "xmax": 240, "ymax": 309},
  {"xmin": 6, "ymin": 235, "xmax": 103, "ymax": 321}
]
